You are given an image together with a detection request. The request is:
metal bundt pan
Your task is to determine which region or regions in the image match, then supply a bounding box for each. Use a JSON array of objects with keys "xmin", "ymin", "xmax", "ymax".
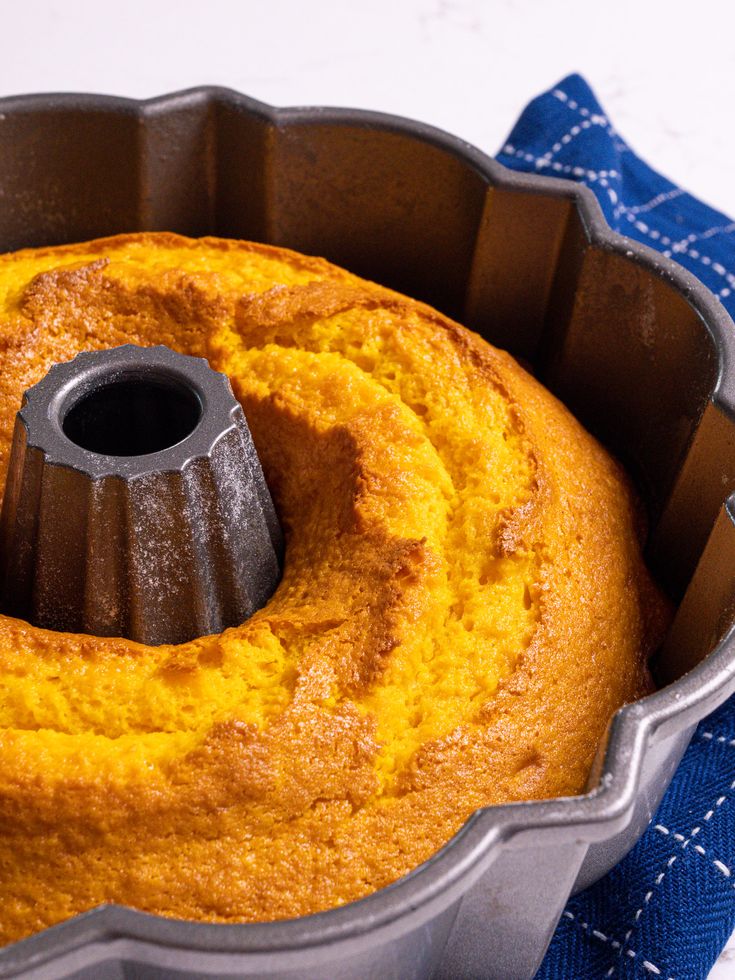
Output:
[{"xmin": 0, "ymin": 88, "xmax": 733, "ymax": 980}]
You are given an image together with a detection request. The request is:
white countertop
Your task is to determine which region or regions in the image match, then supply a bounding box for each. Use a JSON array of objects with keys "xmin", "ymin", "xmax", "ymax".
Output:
[
  {"xmin": 3, "ymin": 0, "xmax": 735, "ymax": 976},
  {"xmin": 3, "ymin": 0, "xmax": 735, "ymax": 218}
]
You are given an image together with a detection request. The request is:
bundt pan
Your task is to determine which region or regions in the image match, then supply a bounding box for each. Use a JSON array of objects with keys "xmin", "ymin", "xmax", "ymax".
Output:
[{"xmin": 0, "ymin": 88, "xmax": 733, "ymax": 980}]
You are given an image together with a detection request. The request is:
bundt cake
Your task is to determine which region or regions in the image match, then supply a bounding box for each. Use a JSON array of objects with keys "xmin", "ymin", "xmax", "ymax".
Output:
[{"xmin": 0, "ymin": 233, "xmax": 669, "ymax": 944}]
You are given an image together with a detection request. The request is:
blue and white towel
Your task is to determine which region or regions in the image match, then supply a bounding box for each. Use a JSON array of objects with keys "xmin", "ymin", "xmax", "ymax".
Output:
[{"xmin": 497, "ymin": 74, "xmax": 735, "ymax": 980}]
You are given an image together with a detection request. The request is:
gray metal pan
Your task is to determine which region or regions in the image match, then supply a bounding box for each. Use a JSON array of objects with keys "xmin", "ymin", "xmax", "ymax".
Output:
[{"xmin": 0, "ymin": 87, "xmax": 733, "ymax": 980}]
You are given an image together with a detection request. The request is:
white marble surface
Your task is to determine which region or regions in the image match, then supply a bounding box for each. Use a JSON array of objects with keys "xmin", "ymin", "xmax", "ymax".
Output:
[
  {"xmin": 2, "ymin": 0, "xmax": 735, "ymax": 976},
  {"xmin": 3, "ymin": 0, "xmax": 735, "ymax": 218}
]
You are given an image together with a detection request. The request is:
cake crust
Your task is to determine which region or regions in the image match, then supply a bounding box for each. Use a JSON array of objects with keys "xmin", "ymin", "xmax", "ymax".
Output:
[{"xmin": 0, "ymin": 234, "xmax": 668, "ymax": 943}]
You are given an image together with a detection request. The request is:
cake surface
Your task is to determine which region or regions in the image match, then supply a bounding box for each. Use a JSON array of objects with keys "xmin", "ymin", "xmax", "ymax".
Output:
[{"xmin": 0, "ymin": 233, "xmax": 668, "ymax": 943}]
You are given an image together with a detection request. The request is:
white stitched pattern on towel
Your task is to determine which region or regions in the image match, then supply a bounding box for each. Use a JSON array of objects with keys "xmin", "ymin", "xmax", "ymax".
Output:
[
  {"xmin": 662, "ymin": 237, "xmax": 735, "ymax": 291},
  {"xmin": 609, "ymin": 780, "xmax": 735, "ymax": 973},
  {"xmin": 552, "ymin": 88, "xmax": 610, "ymax": 126},
  {"xmin": 668, "ymin": 222, "xmax": 735, "ymax": 252},
  {"xmin": 701, "ymin": 731, "xmax": 735, "ymax": 747},
  {"xmin": 560, "ymin": 910, "xmax": 673, "ymax": 979},
  {"xmin": 618, "ymin": 187, "xmax": 685, "ymax": 217},
  {"xmin": 500, "ymin": 144, "xmax": 619, "ymax": 183},
  {"xmin": 538, "ymin": 116, "xmax": 609, "ymax": 164},
  {"xmin": 653, "ymin": 823, "xmax": 734, "ymax": 880},
  {"xmin": 551, "ymin": 88, "xmax": 627, "ymax": 154}
]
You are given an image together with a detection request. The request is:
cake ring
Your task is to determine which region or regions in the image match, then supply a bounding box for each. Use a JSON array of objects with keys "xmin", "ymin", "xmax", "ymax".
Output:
[{"xmin": 0, "ymin": 233, "xmax": 668, "ymax": 945}]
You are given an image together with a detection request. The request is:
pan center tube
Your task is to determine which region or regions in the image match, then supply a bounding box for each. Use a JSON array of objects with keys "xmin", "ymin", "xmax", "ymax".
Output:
[
  {"xmin": 63, "ymin": 375, "xmax": 202, "ymax": 457},
  {"xmin": 0, "ymin": 344, "xmax": 283, "ymax": 646}
]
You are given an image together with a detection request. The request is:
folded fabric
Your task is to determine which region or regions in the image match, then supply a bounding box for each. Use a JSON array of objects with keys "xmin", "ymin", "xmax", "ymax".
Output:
[{"xmin": 497, "ymin": 74, "xmax": 735, "ymax": 980}]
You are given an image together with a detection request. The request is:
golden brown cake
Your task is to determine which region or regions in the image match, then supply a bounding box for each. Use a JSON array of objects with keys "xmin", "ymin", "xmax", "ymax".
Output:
[{"xmin": 0, "ymin": 233, "xmax": 668, "ymax": 944}]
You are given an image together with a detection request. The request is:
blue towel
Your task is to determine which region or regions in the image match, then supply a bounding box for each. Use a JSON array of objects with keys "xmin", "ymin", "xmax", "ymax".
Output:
[{"xmin": 497, "ymin": 75, "xmax": 735, "ymax": 980}]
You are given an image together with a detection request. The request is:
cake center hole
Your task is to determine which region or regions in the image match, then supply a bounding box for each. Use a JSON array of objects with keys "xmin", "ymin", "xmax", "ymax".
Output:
[{"xmin": 62, "ymin": 375, "xmax": 202, "ymax": 457}]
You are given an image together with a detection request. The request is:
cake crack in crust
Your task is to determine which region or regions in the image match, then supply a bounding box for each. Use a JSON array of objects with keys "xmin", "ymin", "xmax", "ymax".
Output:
[{"xmin": 0, "ymin": 233, "xmax": 669, "ymax": 942}]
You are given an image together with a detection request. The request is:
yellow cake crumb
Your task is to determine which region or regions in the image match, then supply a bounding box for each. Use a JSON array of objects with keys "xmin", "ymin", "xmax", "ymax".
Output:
[{"xmin": 0, "ymin": 233, "xmax": 668, "ymax": 944}]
